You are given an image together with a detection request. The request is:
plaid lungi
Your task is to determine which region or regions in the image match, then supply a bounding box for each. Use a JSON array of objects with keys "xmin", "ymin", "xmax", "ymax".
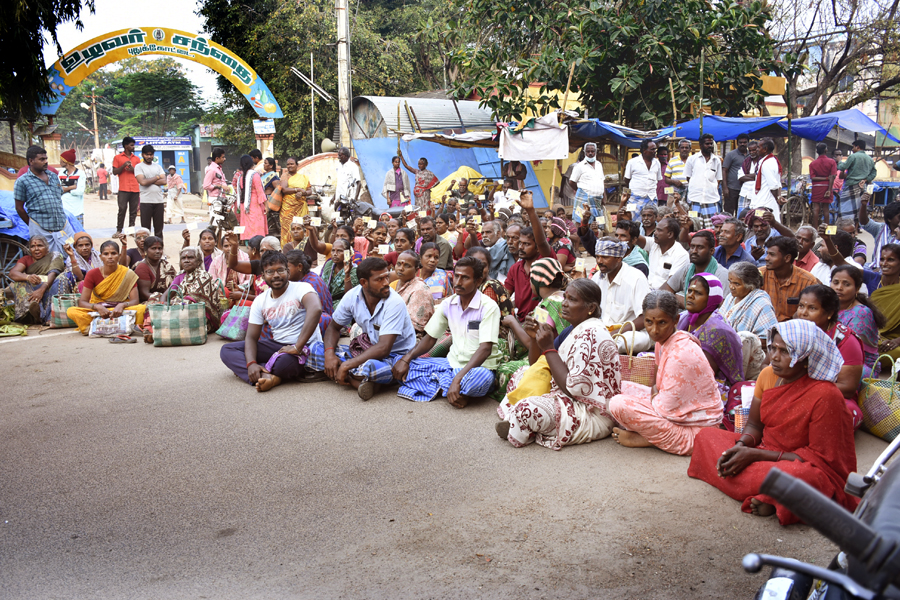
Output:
[
  {"xmin": 397, "ymin": 357, "xmax": 495, "ymax": 402},
  {"xmin": 629, "ymin": 194, "xmax": 657, "ymax": 217},
  {"xmin": 739, "ymin": 195, "xmax": 752, "ymax": 214},
  {"xmin": 573, "ymin": 188, "xmax": 603, "ymax": 224},
  {"xmin": 306, "ymin": 340, "xmax": 403, "ymax": 384},
  {"xmin": 690, "ymin": 201, "xmax": 721, "ymax": 229},
  {"xmin": 839, "ymin": 183, "xmax": 863, "ymax": 221}
]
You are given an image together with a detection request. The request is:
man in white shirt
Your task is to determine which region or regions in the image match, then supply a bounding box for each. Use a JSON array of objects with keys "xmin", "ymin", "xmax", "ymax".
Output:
[
  {"xmin": 220, "ymin": 252, "xmax": 323, "ymax": 392},
  {"xmin": 736, "ymin": 140, "xmax": 760, "ymax": 215},
  {"xmin": 335, "ymin": 146, "xmax": 360, "ymax": 205},
  {"xmin": 568, "ymin": 143, "xmax": 606, "ymax": 225},
  {"xmin": 133, "ymin": 144, "xmax": 167, "ymax": 238},
  {"xmin": 643, "ymin": 217, "xmax": 689, "ymax": 289},
  {"xmin": 684, "ymin": 133, "xmax": 723, "ymax": 228},
  {"xmin": 749, "ymin": 138, "xmax": 783, "ymax": 221},
  {"xmin": 591, "ymin": 238, "xmax": 653, "ymax": 353},
  {"xmin": 622, "ymin": 139, "xmax": 663, "ymax": 217}
]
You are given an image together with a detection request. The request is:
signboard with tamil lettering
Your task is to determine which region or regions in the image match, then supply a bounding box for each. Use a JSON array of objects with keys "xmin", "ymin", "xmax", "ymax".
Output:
[{"xmin": 41, "ymin": 27, "xmax": 282, "ymax": 120}]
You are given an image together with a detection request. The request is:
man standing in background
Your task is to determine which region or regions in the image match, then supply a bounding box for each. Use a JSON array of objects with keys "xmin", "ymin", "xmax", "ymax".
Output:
[
  {"xmin": 569, "ymin": 143, "xmax": 606, "ymax": 225},
  {"xmin": 14, "ymin": 145, "xmax": 73, "ymax": 256},
  {"xmin": 133, "ymin": 145, "xmax": 167, "ymax": 238},
  {"xmin": 808, "ymin": 143, "xmax": 837, "ymax": 228},
  {"xmin": 722, "ymin": 134, "xmax": 749, "ymax": 216},
  {"xmin": 684, "ymin": 133, "xmax": 723, "ymax": 228},
  {"xmin": 112, "ymin": 136, "xmax": 141, "ymax": 234},
  {"xmin": 59, "ymin": 149, "xmax": 85, "ymax": 228},
  {"xmin": 622, "ymin": 139, "xmax": 662, "ymax": 217},
  {"xmin": 837, "ymin": 140, "xmax": 877, "ymax": 230},
  {"xmin": 96, "ymin": 163, "xmax": 108, "ymax": 200}
]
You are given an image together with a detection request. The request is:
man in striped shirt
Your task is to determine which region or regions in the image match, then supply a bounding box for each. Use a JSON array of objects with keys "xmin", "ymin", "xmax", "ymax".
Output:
[{"xmin": 664, "ymin": 139, "xmax": 692, "ymax": 197}]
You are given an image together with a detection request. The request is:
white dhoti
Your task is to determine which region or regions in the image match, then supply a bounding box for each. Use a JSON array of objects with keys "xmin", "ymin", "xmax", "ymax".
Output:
[{"xmin": 166, "ymin": 189, "xmax": 185, "ymax": 221}]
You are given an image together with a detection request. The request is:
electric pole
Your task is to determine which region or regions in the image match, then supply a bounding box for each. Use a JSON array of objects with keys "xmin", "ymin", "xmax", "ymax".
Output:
[
  {"xmin": 80, "ymin": 89, "xmax": 100, "ymax": 149},
  {"xmin": 336, "ymin": 0, "xmax": 352, "ymax": 150}
]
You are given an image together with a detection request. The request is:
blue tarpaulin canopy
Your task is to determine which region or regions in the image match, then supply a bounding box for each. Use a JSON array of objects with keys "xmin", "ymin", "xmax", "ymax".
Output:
[
  {"xmin": 675, "ymin": 115, "xmax": 785, "ymax": 141},
  {"xmin": 778, "ymin": 109, "xmax": 900, "ymax": 144},
  {"xmin": 567, "ymin": 120, "xmax": 676, "ymax": 149},
  {"xmin": 676, "ymin": 109, "xmax": 900, "ymax": 144}
]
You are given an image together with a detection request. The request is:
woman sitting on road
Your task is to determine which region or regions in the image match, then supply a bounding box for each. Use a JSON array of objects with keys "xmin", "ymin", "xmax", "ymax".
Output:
[
  {"xmin": 320, "ymin": 238, "xmax": 358, "ymax": 310},
  {"xmin": 61, "ymin": 232, "xmax": 102, "ymax": 293},
  {"xmin": 718, "ymin": 261, "xmax": 778, "ymax": 379},
  {"xmin": 496, "ymin": 279, "xmax": 621, "ymax": 450},
  {"xmin": 4, "ymin": 234, "xmax": 64, "ymax": 324},
  {"xmin": 871, "ymin": 243, "xmax": 900, "ymax": 367},
  {"xmin": 545, "ymin": 217, "xmax": 577, "ymax": 273},
  {"xmin": 678, "ymin": 273, "xmax": 744, "ymax": 388},
  {"xmin": 688, "ymin": 319, "xmax": 857, "ymax": 525},
  {"xmin": 383, "ymin": 227, "xmax": 415, "ymax": 269},
  {"xmin": 67, "ymin": 240, "xmax": 146, "ymax": 334},
  {"xmin": 282, "ymin": 217, "xmax": 319, "ymax": 267},
  {"xmin": 831, "ymin": 264, "xmax": 885, "ymax": 375},
  {"xmin": 143, "ymin": 247, "xmax": 224, "ymax": 343},
  {"xmin": 134, "ymin": 236, "xmax": 177, "ymax": 303},
  {"xmin": 390, "ymin": 250, "xmax": 435, "ymax": 339},
  {"xmin": 608, "ymin": 290, "xmax": 723, "ymax": 456},
  {"xmin": 795, "ymin": 284, "xmax": 865, "ymax": 429},
  {"xmin": 418, "ymin": 242, "xmax": 452, "ymax": 303}
]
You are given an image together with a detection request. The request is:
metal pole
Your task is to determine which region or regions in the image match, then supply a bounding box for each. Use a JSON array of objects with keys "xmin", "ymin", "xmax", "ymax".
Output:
[
  {"xmin": 699, "ymin": 47, "xmax": 704, "ymax": 137},
  {"xmin": 311, "ymin": 53, "xmax": 315, "ymax": 157},
  {"xmin": 336, "ymin": 0, "xmax": 352, "ymax": 149},
  {"xmin": 9, "ymin": 121, "xmax": 16, "ymax": 155},
  {"xmin": 91, "ymin": 89, "xmax": 100, "ymax": 150}
]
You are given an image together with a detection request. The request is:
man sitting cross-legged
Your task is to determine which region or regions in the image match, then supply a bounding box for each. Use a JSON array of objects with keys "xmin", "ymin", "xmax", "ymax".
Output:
[
  {"xmin": 306, "ymin": 257, "xmax": 417, "ymax": 400},
  {"xmin": 392, "ymin": 256, "xmax": 502, "ymax": 408},
  {"xmin": 220, "ymin": 252, "xmax": 323, "ymax": 392}
]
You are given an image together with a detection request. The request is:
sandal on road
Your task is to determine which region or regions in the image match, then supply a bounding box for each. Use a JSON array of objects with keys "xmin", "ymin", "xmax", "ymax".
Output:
[{"xmin": 110, "ymin": 335, "xmax": 137, "ymax": 344}]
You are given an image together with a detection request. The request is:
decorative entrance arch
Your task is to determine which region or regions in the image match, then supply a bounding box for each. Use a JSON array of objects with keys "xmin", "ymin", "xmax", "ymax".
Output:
[{"xmin": 40, "ymin": 27, "xmax": 283, "ymax": 119}]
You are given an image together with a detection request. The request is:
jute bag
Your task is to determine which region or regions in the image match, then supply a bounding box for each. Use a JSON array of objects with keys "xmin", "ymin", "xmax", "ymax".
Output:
[
  {"xmin": 614, "ymin": 322, "xmax": 656, "ymax": 387},
  {"xmin": 858, "ymin": 355, "xmax": 900, "ymax": 442}
]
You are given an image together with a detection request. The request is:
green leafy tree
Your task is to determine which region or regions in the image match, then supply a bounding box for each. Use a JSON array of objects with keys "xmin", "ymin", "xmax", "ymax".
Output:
[
  {"xmin": 0, "ymin": 0, "xmax": 94, "ymax": 123},
  {"xmin": 445, "ymin": 0, "xmax": 786, "ymax": 128},
  {"xmin": 198, "ymin": 0, "xmax": 437, "ymax": 157}
]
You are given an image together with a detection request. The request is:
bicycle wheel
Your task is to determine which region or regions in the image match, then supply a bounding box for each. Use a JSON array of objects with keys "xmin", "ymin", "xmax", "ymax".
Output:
[
  {"xmin": 781, "ymin": 196, "xmax": 807, "ymax": 230},
  {"xmin": 0, "ymin": 235, "xmax": 29, "ymax": 289}
]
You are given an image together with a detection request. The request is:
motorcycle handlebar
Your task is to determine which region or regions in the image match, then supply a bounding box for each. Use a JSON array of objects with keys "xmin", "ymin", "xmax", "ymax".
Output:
[{"xmin": 761, "ymin": 469, "xmax": 900, "ymax": 588}]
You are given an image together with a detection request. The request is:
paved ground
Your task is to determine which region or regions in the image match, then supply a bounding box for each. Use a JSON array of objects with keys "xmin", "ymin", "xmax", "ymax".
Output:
[{"xmin": 0, "ymin": 194, "xmax": 888, "ymax": 598}]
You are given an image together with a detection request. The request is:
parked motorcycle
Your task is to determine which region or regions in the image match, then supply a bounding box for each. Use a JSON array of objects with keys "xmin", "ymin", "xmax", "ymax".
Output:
[{"xmin": 744, "ymin": 434, "xmax": 900, "ymax": 600}]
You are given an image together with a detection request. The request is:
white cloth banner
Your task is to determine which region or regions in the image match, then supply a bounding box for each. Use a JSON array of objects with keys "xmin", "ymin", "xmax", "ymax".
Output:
[{"xmin": 498, "ymin": 113, "xmax": 569, "ymax": 161}]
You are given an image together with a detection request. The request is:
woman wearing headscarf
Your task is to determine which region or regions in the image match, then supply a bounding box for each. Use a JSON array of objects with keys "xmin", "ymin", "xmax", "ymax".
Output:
[
  {"xmin": 546, "ymin": 216, "xmax": 577, "ymax": 272},
  {"xmin": 688, "ymin": 320, "xmax": 858, "ymax": 525},
  {"xmin": 719, "ymin": 261, "xmax": 778, "ymax": 379},
  {"xmin": 609, "ymin": 290, "xmax": 723, "ymax": 456},
  {"xmin": 497, "ymin": 279, "xmax": 621, "ymax": 449},
  {"xmin": 232, "ymin": 154, "xmax": 268, "ymax": 240},
  {"xmin": 678, "ymin": 273, "xmax": 744, "ymax": 388},
  {"xmin": 61, "ymin": 232, "xmax": 102, "ymax": 293},
  {"xmin": 492, "ymin": 257, "xmax": 571, "ymax": 401},
  {"xmin": 5, "ymin": 234, "xmax": 65, "ymax": 324}
]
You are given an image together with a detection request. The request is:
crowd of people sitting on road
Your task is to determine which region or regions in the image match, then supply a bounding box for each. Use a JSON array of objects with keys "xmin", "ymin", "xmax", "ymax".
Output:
[{"xmin": 8, "ymin": 139, "xmax": 900, "ymax": 527}]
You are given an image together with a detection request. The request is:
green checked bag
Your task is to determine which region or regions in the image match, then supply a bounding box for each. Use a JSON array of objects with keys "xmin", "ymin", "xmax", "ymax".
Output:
[{"xmin": 148, "ymin": 289, "xmax": 208, "ymax": 347}]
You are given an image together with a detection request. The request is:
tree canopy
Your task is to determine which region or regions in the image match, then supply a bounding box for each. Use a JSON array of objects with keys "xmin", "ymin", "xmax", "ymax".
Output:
[
  {"xmin": 444, "ymin": 0, "xmax": 784, "ymax": 128},
  {"xmin": 0, "ymin": 0, "xmax": 94, "ymax": 123}
]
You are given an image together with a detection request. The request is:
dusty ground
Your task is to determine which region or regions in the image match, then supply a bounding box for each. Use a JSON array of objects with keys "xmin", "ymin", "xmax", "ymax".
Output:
[{"xmin": 0, "ymin": 194, "xmax": 888, "ymax": 598}]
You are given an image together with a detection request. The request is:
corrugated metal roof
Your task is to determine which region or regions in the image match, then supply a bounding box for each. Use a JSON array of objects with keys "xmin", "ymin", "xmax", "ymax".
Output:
[{"xmin": 352, "ymin": 96, "xmax": 496, "ymax": 135}]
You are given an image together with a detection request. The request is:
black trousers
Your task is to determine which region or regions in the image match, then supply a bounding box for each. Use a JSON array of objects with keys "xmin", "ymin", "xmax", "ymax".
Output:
[
  {"xmin": 99, "ymin": 183, "xmax": 108, "ymax": 199},
  {"xmin": 140, "ymin": 203, "xmax": 165, "ymax": 238},
  {"xmin": 116, "ymin": 191, "xmax": 140, "ymax": 232},
  {"xmin": 724, "ymin": 188, "xmax": 741, "ymax": 216}
]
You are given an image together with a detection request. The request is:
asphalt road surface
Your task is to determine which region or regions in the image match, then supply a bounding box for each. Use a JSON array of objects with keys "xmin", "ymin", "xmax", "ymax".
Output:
[{"xmin": 0, "ymin": 194, "xmax": 888, "ymax": 598}]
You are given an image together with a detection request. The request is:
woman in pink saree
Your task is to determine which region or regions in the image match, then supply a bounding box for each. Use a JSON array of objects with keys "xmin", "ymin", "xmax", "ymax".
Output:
[
  {"xmin": 232, "ymin": 154, "xmax": 268, "ymax": 240},
  {"xmin": 608, "ymin": 290, "xmax": 723, "ymax": 456}
]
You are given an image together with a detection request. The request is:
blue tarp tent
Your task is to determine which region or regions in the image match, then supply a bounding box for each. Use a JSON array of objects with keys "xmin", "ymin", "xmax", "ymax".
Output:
[
  {"xmin": 778, "ymin": 109, "xmax": 900, "ymax": 144},
  {"xmin": 675, "ymin": 115, "xmax": 784, "ymax": 141},
  {"xmin": 568, "ymin": 120, "xmax": 676, "ymax": 149},
  {"xmin": 352, "ymin": 137, "xmax": 549, "ymax": 209}
]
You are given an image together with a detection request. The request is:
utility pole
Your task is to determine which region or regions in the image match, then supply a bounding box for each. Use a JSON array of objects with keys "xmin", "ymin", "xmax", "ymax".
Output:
[
  {"xmin": 311, "ymin": 53, "xmax": 316, "ymax": 157},
  {"xmin": 80, "ymin": 89, "xmax": 100, "ymax": 150},
  {"xmin": 336, "ymin": 0, "xmax": 352, "ymax": 150}
]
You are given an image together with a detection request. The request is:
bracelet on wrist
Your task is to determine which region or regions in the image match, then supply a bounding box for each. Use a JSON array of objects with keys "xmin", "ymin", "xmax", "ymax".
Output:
[
  {"xmin": 246, "ymin": 360, "xmax": 257, "ymax": 367},
  {"xmin": 542, "ymin": 348, "xmax": 559, "ymax": 356}
]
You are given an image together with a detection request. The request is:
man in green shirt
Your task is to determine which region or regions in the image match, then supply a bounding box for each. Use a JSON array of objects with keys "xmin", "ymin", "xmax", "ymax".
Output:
[{"xmin": 836, "ymin": 140, "xmax": 877, "ymax": 228}]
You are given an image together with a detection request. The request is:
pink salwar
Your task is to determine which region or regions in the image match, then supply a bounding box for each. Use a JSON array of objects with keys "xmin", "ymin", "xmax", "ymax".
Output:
[
  {"xmin": 608, "ymin": 330, "xmax": 723, "ymax": 456},
  {"xmin": 232, "ymin": 170, "xmax": 268, "ymax": 240}
]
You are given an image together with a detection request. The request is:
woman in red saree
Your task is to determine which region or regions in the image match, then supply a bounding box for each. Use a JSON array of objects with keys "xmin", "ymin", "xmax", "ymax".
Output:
[{"xmin": 688, "ymin": 319, "xmax": 858, "ymax": 526}]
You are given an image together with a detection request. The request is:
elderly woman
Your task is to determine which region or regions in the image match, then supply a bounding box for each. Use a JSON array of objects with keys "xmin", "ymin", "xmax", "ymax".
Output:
[
  {"xmin": 795, "ymin": 284, "xmax": 866, "ymax": 429},
  {"xmin": 143, "ymin": 246, "xmax": 224, "ymax": 343},
  {"xmin": 688, "ymin": 320, "xmax": 857, "ymax": 525},
  {"xmin": 282, "ymin": 217, "xmax": 318, "ymax": 267},
  {"xmin": 134, "ymin": 236, "xmax": 177, "ymax": 303},
  {"xmin": 321, "ymin": 238, "xmax": 358, "ymax": 310},
  {"xmin": 719, "ymin": 261, "xmax": 778, "ymax": 379},
  {"xmin": 679, "ymin": 273, "xmax": 744, "ymax": 387},
  {"xmin": 118, "ymin": 226, "xmax": 150, "ymax": 268},
  {"xmin": 67, "ymin": 240, "xmax": 146, "ymax": 334},
  {"xmin": 61, "ymin": 232, "xmax": 102, "ymax": 292},
  {"xmin": 390, "ymin": 250, "xmax": 435, "ymax": 339},
  {"xmin": 609, "ymin": 290, "xmax": 724, "ymax": 456},
  {"xmin": 5, "ymin": 235, "xmax": 64, "ymax": 324},
  {"xmin": 497, "ymin": 279, "xmax": 622, "ymax": 449}
]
